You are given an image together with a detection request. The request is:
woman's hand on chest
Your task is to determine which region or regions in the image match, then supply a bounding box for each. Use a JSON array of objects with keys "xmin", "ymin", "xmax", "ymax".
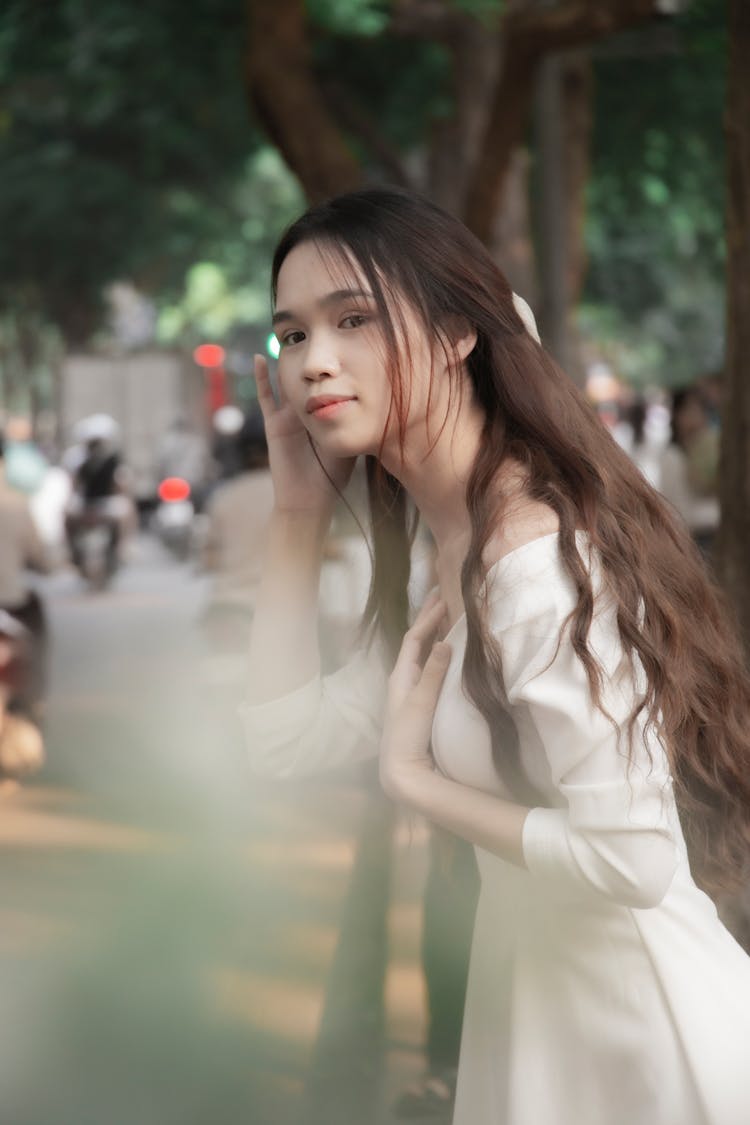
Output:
[{"xmin": 380, "ymin": 590, "xmax": 452, "ymax": 800}]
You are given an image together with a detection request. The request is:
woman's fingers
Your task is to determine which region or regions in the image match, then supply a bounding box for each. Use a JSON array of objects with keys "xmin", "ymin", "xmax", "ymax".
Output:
[
  {"xmin": 394, "ymin": 596, "xmax": 447, "ymax": 677},
  {"xmin": 412, "ymin": 642, "xmax": 451, "ymax": 706},
  {"xmin": 403, "ymin": 596, "xmax": 448, "ymax": 656},
  {"xmin": 391, "ymin": 638, "xmax": 451, "ymax": 714},
  {"xmin": 411, "ymin": 591, "xmax": 447, "ymax": 636},
  {"xmin": 416, "ymin": 586, "xmax": 442, "ymax": 618},
  {"xmin": 253, "ymin": 354, "xmax": 279, "ymax": 417},
  {"xmin": 391, "ymin": 597, "xmax": 450, "ymax": 699}
]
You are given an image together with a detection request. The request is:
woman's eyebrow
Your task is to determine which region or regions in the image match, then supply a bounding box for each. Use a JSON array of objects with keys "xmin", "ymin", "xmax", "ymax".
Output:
[{"xmin": 272, "ymin": 288, "xmax": 374, "ymax": 327}]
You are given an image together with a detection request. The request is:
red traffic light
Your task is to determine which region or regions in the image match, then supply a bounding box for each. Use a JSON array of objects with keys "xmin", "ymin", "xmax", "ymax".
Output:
[
  {"xmin": 193, "ymin": 343, "xmax": 226, "ymax": 368},
  {"xmin": 158, "ymin": 477, "xmax": 191, "ymax": 503}
]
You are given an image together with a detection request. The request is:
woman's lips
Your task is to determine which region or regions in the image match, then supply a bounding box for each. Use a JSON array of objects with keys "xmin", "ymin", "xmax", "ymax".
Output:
[{"xmin": 307, "ymin": 397, "xmax": 356, "ymax": 419}]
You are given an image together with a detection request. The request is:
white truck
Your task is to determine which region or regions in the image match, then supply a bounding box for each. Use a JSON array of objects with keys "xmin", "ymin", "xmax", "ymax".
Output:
[{"xmin": 60, "ymin": 349, "xmax": 210, "ymax": 508}]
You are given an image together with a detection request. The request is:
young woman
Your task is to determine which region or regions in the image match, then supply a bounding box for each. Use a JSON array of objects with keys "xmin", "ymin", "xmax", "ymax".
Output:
[{"xmin": 242, "ymin": 187, "xmax": 750, "ymax": 1125}]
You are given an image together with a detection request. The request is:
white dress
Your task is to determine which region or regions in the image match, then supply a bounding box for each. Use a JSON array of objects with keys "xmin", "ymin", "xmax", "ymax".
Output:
[{"xmin": 240, "ymin": 531, "xmax": 750, "ymax": 1125}]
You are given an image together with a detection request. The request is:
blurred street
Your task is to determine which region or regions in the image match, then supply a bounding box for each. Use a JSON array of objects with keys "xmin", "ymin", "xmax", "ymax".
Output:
[{"xmin": 0, "ymin": 535, "xmax": 436, "ymax": 1125}]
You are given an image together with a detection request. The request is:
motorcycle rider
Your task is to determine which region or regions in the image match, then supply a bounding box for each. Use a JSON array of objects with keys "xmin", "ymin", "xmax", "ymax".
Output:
[{"xmin": 65, "ymin": 435, "xmax": 129, "ymax": 575}]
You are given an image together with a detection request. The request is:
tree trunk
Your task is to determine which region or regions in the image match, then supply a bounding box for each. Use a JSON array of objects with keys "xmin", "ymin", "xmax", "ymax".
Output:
[
  {"xmin": 561, "ymin": 51, "xmax": 593, "ymax": 307},
  {"xmin": 426, "ymin": 20, "xmax": 502, "ymax": 215},
  {"xmin": 717, "ymin": 0, "xmax": 750, "ymax": 655},
  {"xmin": 489, "ymin": 147, "xmax": 537, "ymax": 303},
  {"xmin": 533, "ymin": 49, "xmax": 593, "ymax": 379},
  {"xmin": 464, "ymin": 35, "xmax": 538, "ymax": 243},
  {"xmin": 242, "ymin": 0, "xmax": 663, "ymax": 226},
  {"xmin": 535, "ymin": 54, "xmax": 570, "ymax": 367},
  {"xmin": 464, "ymin": 0, "xmax": 662, "ymax": 244},
  {"xmin": 244, "ymin": 0, "xmax": 362, "ymax": 202}
]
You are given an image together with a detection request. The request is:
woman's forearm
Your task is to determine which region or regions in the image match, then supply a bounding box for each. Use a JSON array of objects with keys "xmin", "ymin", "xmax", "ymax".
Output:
[
  {"xmin": 387, "ymin": 768, "xmax": 530, "ymax": 869},
  {"xmin": 246, "ymin": 510, "xmax": 330, "ymax": 703}
]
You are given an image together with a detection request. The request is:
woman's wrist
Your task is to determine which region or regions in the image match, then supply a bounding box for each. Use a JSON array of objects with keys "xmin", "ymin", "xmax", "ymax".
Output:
[
  {"xmin": 271, "ymin": 506, "xmax": 332, "ymax": 537},
  {"xmin": 382, "ymin": 763, "xmax": 529, "ymax": 869},
  {"xmin": 268, "ymin": 507, "xmax": 333, "ymax": 555},
  {"xmin": 381, "ymin": 760, "xmax": 445, "ymax": 807}
]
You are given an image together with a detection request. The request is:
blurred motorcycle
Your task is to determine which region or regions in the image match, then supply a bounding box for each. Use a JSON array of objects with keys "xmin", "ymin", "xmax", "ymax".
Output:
[
  {"xmin": 69, "ymin": 502, "xmax": 120, "ymax": 589},
  {"xmin": 152, "ymin": 477, "xmax": 195, "ymax": 560},
  {"xmin": 0, "ymin": 611, "xmax": 45, "ymax": 786},
  {"xmin": 65, "ymin": 415, "xmax": 134, "ymax": 589}
]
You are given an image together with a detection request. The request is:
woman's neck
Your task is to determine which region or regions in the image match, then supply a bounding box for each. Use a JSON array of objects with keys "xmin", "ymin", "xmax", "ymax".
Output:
[{"xmin": 380, "ymin": 395, "xmax": 484, "ymax": 559}]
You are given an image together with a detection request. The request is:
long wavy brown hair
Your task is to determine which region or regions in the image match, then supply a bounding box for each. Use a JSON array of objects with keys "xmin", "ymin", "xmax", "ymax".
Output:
[{"xmin": 272, "ymin": 186, "xmax": 750, "ymax": 897}]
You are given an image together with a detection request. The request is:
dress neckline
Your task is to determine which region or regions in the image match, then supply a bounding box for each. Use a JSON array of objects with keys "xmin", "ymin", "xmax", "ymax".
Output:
[{"xmin": 441, "ymin": 528, "xmax": 586, "ymax": 643}]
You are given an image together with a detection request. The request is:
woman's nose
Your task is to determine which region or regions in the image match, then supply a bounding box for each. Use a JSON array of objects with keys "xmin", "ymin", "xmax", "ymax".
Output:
[{"xmin": 302, "ymin": 333, "xmax": 340, "ymax": 382}]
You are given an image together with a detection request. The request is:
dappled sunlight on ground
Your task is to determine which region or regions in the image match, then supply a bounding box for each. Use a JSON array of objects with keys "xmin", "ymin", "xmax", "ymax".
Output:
[
  {"xmin": 0, "ymin": 786, "xmax": 173, "ymax": 850},
  {"xmin": 213, "ymin": 965, "xmax": 326, "ymax": 1044},
  {"xmin": 245, "ymin": 834, "xmax": 358, "ymax": 873}
]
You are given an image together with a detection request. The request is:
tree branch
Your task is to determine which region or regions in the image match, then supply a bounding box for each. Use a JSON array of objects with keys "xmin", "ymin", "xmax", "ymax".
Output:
[
  {"xmin": 243, "ymin": 0, "xmax": 362, "ymax": 202},
  {"xmin": 389, "ymin": 0, "xmax": 469, "ymax": 42},
  {"xmin": 320, "ymin": 79, "xmax": 413, "ymax": 188},
  {"xmin": 507, "ymin": 0, "xmax": 665, "ymax": 51},
  {"xmin": 464, "ymin": 0, "xmax": 663, "ymax": 241}
]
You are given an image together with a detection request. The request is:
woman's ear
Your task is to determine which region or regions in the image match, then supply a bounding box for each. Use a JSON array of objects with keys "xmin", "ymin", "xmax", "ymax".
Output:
[
  {"xmin": 454, "ymin": 323, "xmax": 478, "ymax": 363},
  {"xmin": 440, "ymin": 316, "xmax": 477, "ymax": 366}
]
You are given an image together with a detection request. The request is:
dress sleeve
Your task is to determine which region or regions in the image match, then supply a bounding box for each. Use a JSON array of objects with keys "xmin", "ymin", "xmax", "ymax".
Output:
[
  {"xmin": 495, "ymin": 569, "xmax": 679, "ymax": 909},
  {"xmin": 238, "ymin": 640, "xmax": 388, "ymax": 779}
]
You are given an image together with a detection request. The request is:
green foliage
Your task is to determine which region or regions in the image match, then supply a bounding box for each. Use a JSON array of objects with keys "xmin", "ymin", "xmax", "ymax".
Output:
[
  {"xmin": 0, "ymin": 0, "xmax": 729, "ymax": 400},
  {"xmin": 584, "ymin": 0, "xmax": 726, "ymax": 384},
  {"xmin": 449, "ymin": 0, "xmax": 505, "ymax": 24},
  {"xmin": 0, "ymin": 0, "xmax": 254, "ymax": 339},
  {"xmin": 155, "ymin": 148, "xmax": 305, "ymax": 346},
  {"xmin": 308, "ymin": 0, "xmax": 389, "ymax": 37},
  {"xmin": 312, "ymin": 32, "xmax": 452, "ymax": 153}
]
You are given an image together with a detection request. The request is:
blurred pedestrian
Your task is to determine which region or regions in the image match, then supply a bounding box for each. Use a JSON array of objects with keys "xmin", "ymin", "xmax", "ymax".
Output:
[
  {"xmin": 658, "ymin": 384, "xmax": 720, "ymax": 556},
  {"xmin": 2, "ymin": 415, "xmax": 48, "ymax": 495},
  {"xmin": 0, "ymin": 429, "xmax": 51, "ymax": 715},
  {"xmin": 200, "ymin": 408, "xmax": 274, "ymax": 653},
  {"xmin": 0, "ymin": 612, "xmax": 44, "ymax": 791}
]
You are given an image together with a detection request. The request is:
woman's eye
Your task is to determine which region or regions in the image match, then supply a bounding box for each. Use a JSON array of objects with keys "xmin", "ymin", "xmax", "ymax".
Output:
[
  {"xmin": 280, "ymin": 330, "xmax": 304, "ymax": 347},
  {"xmin": 341, "ymin": 313, "xmax": 369, "ymax": 329}
]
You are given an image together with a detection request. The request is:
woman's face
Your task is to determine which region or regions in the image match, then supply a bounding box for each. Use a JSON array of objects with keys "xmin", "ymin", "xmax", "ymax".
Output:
[{"xmin": 274, "ymin": 240, "xmax": 444, "ymax": 462}]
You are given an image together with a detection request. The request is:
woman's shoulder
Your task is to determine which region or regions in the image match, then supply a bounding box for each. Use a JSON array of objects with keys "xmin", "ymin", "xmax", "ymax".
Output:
[
  {"xmin": 482, "ymin": 499, "xmax": 560, "ymax": 572},
  {"xmin": 483, "ymin": 516, "xmax": 599, "ymax": 637}
]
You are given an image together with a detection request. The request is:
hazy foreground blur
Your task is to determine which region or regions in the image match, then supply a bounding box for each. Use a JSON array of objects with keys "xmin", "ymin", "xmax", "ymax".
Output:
[{"xmin": 0, "ymin": 530, "xmax": 432, "ymax": 1125}]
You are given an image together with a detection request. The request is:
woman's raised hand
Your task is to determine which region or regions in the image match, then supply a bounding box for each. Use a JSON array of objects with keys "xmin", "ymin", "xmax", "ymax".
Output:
[{"xmin": 253, "ymin": 354, "xmax": 356, "ymax": 517}]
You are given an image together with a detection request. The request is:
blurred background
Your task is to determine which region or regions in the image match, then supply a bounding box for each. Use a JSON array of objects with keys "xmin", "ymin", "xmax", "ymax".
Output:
[{"xmin": 1, "ymin": 1, "xmax": 748, "ymax": 1123}]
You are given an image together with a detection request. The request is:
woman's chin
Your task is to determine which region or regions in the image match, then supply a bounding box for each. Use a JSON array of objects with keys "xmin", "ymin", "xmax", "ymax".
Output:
[{"xmin": 314, "ymin": 432, "xmax": 374, "ymax": 461}]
